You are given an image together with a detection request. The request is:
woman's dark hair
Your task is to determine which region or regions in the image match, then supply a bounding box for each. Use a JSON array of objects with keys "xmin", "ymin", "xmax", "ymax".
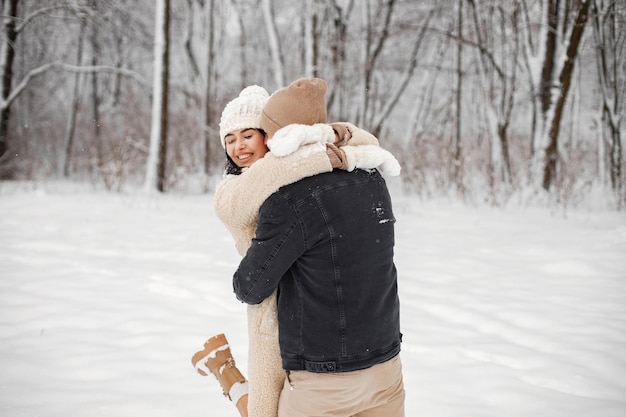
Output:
[
  {"xmin": 224, "ymin": 153, "xmax": 241, "ymax": 175},
  {"xmin": 223, "ymin": 128, "xmax": 267, "ymax": 175}
]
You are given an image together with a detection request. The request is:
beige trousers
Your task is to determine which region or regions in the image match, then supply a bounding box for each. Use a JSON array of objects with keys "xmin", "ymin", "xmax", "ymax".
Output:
[{"xmin": 277, "ymin": 354, "xmax": 405, "ymax": 417}]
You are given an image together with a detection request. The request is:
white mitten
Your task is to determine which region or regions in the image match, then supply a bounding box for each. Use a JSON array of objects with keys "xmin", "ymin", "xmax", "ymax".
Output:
[
  {"xmin": 289, "ymin": 142, "xmax": 328, "ymax": 160},
  {"xmin": 268, "ymin": 123, "xmax": 335, "ymax": 156},
  {"xmin": 341, "ymin": 145, "xmax": 401, "ymax": 176}
]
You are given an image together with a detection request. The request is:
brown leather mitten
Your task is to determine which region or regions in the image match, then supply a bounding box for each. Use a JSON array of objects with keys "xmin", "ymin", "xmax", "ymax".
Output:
[
  {"xmin": 326, "ymin": 143, "xmax": 348, "ymax": 170},
  {"xmin": 191, "ymin": 333, "xmax": 247, "ymax": 399}
]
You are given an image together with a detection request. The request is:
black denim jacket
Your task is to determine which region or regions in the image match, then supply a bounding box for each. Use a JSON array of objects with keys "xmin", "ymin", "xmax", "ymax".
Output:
[{"xmin": 233, "ymin": 169, "xmax": 402, "ymax": 373}]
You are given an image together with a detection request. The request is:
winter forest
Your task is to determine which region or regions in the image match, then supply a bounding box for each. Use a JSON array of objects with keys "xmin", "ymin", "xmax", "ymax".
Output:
[
  {"xmin": 2, "ymin": 2, "xmax": 626, "ymax": 415},
  {"xmin": 0, "ymin": 0, "xmax": 624, "ymax": 208}
]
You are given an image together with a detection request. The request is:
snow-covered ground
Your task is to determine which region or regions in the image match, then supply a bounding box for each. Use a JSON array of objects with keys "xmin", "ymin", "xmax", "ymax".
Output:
[{"xmin": 1, "ymin": 182, "xmax": 625, "ymax": 417}]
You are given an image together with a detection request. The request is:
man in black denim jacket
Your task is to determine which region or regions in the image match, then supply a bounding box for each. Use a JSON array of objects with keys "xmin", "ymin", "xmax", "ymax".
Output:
[
  {"xmin": 233, "ymin": 165, "xmax": 404, "ymax": 417},
  {"xmin": 233, "ymin": 77, "xmax": 405, "ymax": 417}
]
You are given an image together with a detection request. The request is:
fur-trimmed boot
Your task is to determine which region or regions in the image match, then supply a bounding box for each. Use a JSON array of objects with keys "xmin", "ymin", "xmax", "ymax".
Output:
[{"xmin": 191, "ymin": 333, "xmax": 247, "ymax": 401}]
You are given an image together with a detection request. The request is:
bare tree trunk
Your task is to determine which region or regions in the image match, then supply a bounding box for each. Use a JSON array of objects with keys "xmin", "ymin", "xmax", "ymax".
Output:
[
  {"xmin": 262, "ymin": 0, "xmax": 285, "ymax": 88},
  {"xmin": 360, "ymin": 0, "xmax": 395, "ymax": 127},
  {"xmin": 501, "ymin": 5, "xmax": 520, "ymax": 183},
  {"xmin": 518, "ymin": 0, "xmax": 543, "ymax": 160},
  {"xmin": 542, "ymin": 0, "xmax": 590, "ymax": 190},
  {"xmin": 327, "ymin": 0, "xmax": 354, "ymax": 119},
  {"xmin": 0, "ymin": 0, "xmax": 19, "ymax": 165},
  {"xmin": 184, "ymin": 0, "xmax": 200, "ymax": 79},
  {"xmin": 531, "ymin": 0, "xmax": 559, "ymax": 171},
  {"xmin": 303, "ymin": 0, "xmax": 321, "ymax": 78},
  {"xmin": 157, "ymin": 0, "xmax": 170, "ymax": 192},
  {"xmin": 145, "ymin": 0, "xmax": 170, "ymax": 193},
  {"xmin": 517, "ymin": 0, "xmax": 553, "ymax": 174},
  {"xmin": 540, "ymin": 0, "xmax": 558, "ymax": 121},
  {"xmin": 304, "ymin": 0, "xmax": 314, "ymax": 77},
  {"xmin": 203, "ymin": 0, "xmax": 215, "ymax": 174},
  {"xmin": 63, "ymin": 11, "xmax": 87, "ymax": 178},
  {"xmin": 453, "ymin": 0, "xmax": 464, "ymax": 191},
  {"xmin": 231, "ymin": 0, "xmax": 249, "ymax": 89},
  {"xmin": 467, "ymin": 1, "xmax": 519, "ymax": 187},
  {"xmin": 520, "ymin": 0, "xmax": 592, "ymax": 192},
  {"xmin": 89, "ymin": 0, "xmax": 102, "ymax": 167},
  {"xmin": 592, "ymin": 0, "xmax": 624, "ymax": 202}
]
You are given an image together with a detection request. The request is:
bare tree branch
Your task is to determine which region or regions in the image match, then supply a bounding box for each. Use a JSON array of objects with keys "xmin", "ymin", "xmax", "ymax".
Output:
[{"xmin": 2, "ymin": 62, "xmax": 149, "ymax": 110}]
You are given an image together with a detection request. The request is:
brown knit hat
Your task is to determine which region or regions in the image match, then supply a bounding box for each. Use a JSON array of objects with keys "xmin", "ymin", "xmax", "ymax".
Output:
[{"xmin": 261, "ymin": 78, "xmax": 328, "ymax": 138}]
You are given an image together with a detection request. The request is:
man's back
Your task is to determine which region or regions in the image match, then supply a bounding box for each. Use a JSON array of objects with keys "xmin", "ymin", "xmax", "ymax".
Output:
[{"xmin": 234, "ymin": 168, "xmax": 401, "ymax": 373}]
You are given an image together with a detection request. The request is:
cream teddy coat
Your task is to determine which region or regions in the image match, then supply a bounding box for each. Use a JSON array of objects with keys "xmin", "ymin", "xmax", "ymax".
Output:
[{"xmin": 213, "ymin": 123, "xmax": 399, "ymax": 417}]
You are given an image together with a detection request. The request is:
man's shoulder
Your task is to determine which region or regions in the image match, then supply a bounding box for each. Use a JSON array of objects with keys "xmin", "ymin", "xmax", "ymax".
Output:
[
  {"xmin": 273, "ymin": 169, "xmax": 385, "ymax": 201},
  {"xmin": 260, "ymin": 169, "xmax": 391, "ymax": 220},
  {"xmin": 292, "ymin": 168, "xmax": 381, "ymax": 187}
]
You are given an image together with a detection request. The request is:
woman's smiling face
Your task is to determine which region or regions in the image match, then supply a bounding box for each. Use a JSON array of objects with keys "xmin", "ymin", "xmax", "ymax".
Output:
[{"xmin": 224, "ymin": 128, "xmax": 269, "ymax": 168}]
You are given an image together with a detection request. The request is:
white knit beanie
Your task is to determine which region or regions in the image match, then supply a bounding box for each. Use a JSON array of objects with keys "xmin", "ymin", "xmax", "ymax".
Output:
[{"xmin": 219, "ymin": 85, "xmax": 269, "ymax": 148}]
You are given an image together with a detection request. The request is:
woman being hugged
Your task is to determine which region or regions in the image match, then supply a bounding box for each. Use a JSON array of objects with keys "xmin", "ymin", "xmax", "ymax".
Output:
[{"xmin": 192, "ymin": 79, "xmax": 400, "ymax": 417}]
